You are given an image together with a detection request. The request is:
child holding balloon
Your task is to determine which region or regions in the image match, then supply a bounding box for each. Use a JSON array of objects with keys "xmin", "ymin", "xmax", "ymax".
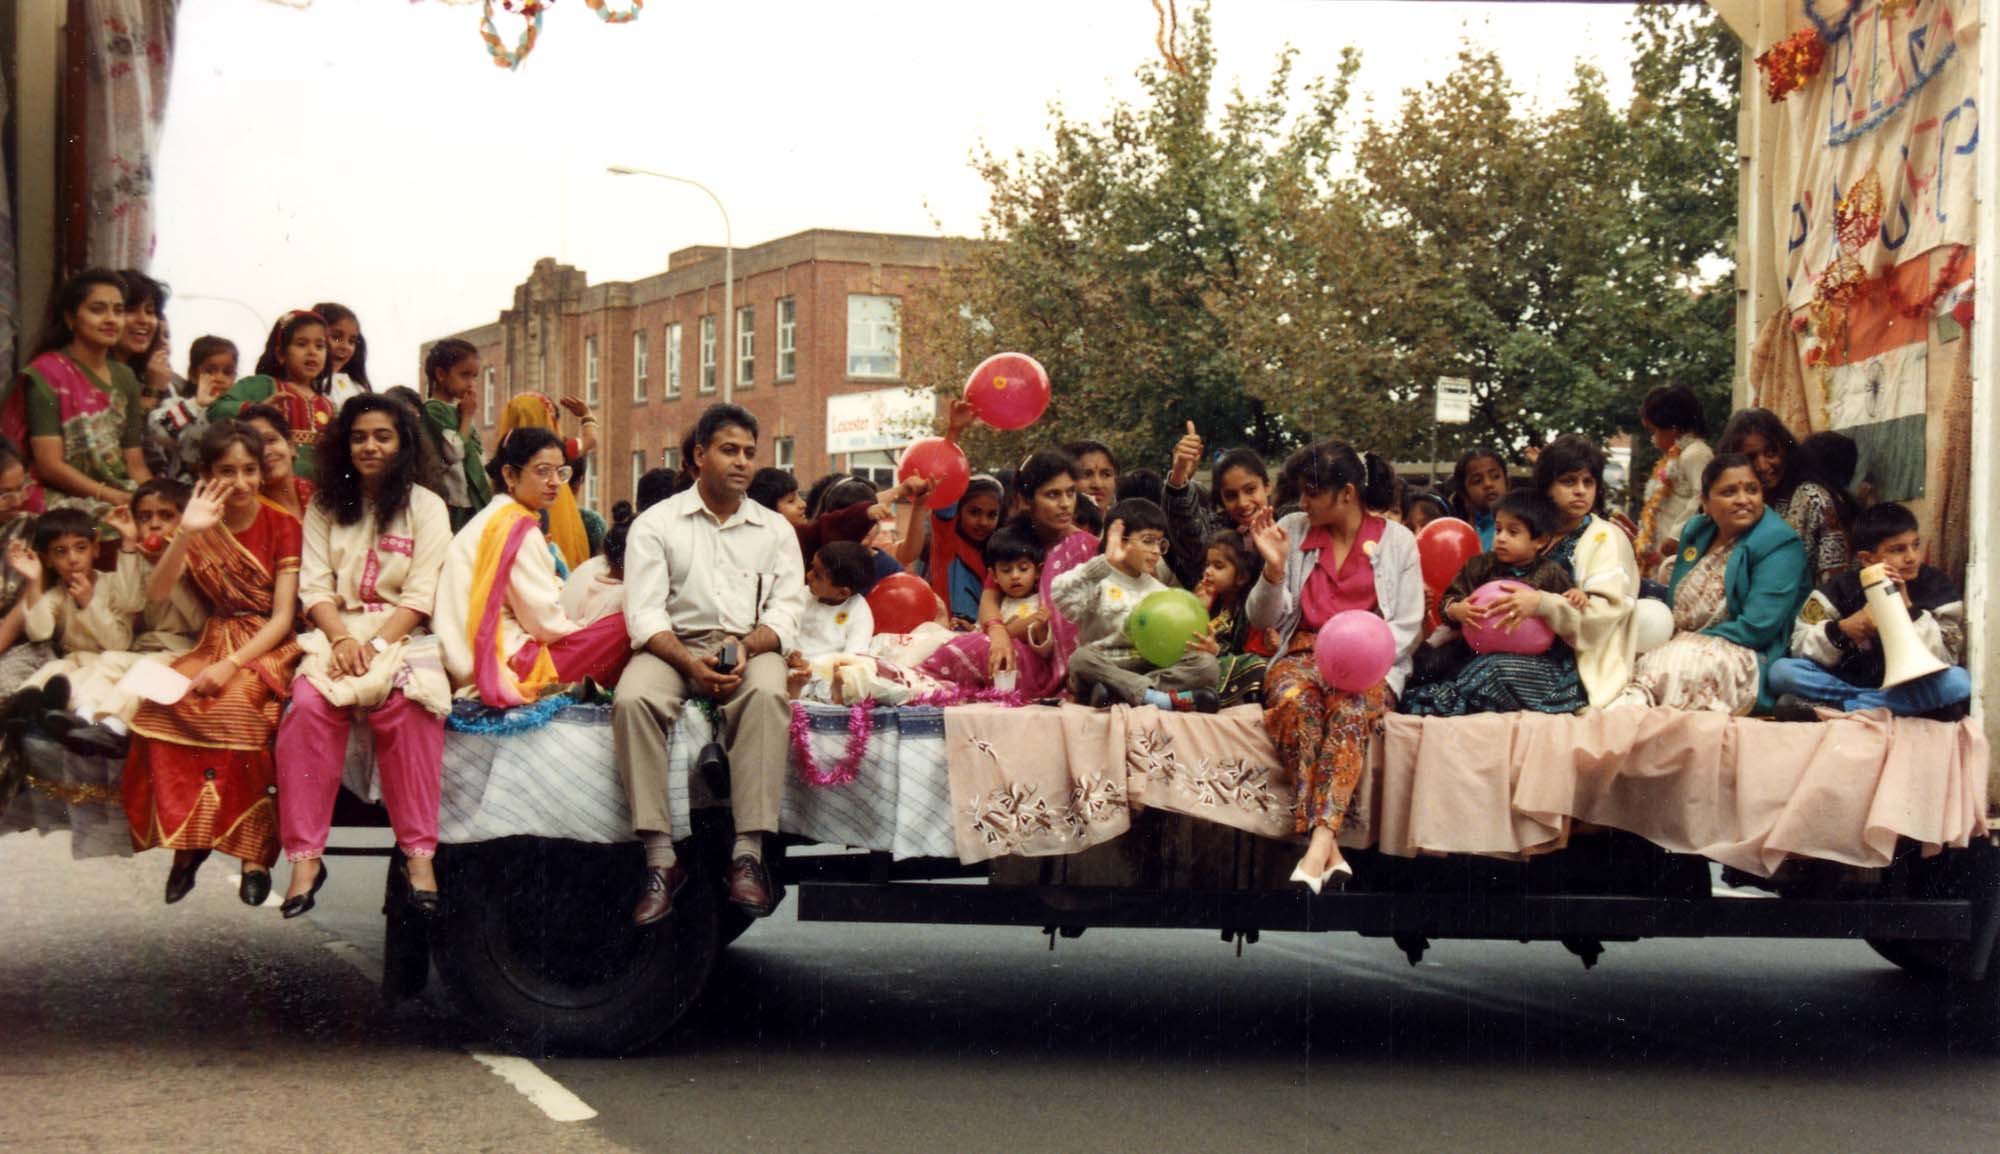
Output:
[
  {"xmin": 1399, "ymin": 491, "xmax": 1587, "ymax": 717},
  {"xmin": 1052, "ymin": 498, "xmax": 1220, "ymax": 712}
]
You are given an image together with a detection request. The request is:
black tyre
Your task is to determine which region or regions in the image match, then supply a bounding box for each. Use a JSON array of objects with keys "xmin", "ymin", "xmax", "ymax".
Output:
[
  {"xmin": 1866, "ymin": 938, "xmax": 1956, "ymax": 982},
  {"xmin": 430, "ymin": 837, "xmax": 718, "ymax": 1056}
]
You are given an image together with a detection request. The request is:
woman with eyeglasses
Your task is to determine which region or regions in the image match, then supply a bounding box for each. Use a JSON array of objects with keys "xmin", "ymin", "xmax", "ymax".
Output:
[{"xmin": 433, "ymin": 426, "xmax": 631, "ymax": 707}]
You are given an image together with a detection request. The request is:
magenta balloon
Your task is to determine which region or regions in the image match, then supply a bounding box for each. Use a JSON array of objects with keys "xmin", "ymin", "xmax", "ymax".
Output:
[
  {"xmin": 964, "ymin": 352, "xmax": 1052, "ymax": 431},
  {"xmin": 1461, "ymin": 580, "xmax": 1556, "ymax": 656},
  {"xmin": 1313, "ymin": 611, "xmax": 1396, "ymax": 693}
]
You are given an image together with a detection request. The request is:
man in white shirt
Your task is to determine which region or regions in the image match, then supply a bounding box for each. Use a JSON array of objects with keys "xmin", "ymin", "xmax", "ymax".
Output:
[{"xmin": 616, "ymin": 404, "xmax": 807, "ymax": 925}]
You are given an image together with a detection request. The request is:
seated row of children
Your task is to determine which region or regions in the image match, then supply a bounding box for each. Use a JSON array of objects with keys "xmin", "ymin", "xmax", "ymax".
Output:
[
  {"xmin": 759, "ymin": 419, "xmax": 1964, "ymax": 725},
  {"xmin": 0, "ymin": 435, "xmax": 201, "ymax": 756}
]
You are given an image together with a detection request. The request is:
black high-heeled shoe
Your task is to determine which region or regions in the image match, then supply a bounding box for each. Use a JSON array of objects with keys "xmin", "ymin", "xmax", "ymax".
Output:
[
  {"xmin": 164, "ymin": 849, "xmax": 210, "ymax": 904},
  {"xmin": 401, "ymin": 860, "xmax": 441, "ymax": 918},
  {"xmin": 279, "ymin": 859, "xmax": 330, "ymax": 920},
  {"xmin": 239, "ymin": 868, "xmax": 271, "ymax": 907}
]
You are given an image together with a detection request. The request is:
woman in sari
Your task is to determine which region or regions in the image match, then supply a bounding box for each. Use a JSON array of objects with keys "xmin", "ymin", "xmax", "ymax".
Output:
[
  {"xmin": 238, "ymin": 403, "xmax": 314, "ymax": 518},
  {"xmin": 1247, "ymin": 441, "xmax": 1424, "ymax": 892},
  {"xmin": 919, "ymin": 450, "xmax": 1099, "ymax": 697},
  {"xmin": 123, "ymin": 422, "xmax": 303, "ymax": 907},
  {"xmin": 1618, "ymin": 453, "xmax": 1809, "ymax": 714},
  {"xmin": 274, "ymin": 395, "xmax": 452, "ymax": 918},
  {"xmin": 495, "ymin": 392, "xmax": 597, "ymax": 569},
  {"xmin": 434, "ymin": 427, "xmax": 631, "ymax": 706},
  {"xmin": 1717, "ymin": 408, "xmax": 1851, "ymax": 588},
  {"xmin": 211, "ymin": 310, "xmax": 335, "ymax": 483},
  {"xmin": 0, "ymin": 268, "xmax": 153, "ymax": 517}
]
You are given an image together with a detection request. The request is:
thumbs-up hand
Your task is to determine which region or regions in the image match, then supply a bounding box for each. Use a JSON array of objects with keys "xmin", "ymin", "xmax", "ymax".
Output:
[{"xmin": 1168, "ymin": 420, "xmax": 1203, "ymax": 488}]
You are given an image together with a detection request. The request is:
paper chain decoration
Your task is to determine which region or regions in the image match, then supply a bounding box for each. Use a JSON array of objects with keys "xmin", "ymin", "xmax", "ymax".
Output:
[{"xmin": 480, "ymin": 0, "xmax": 644, "ymax": 70}]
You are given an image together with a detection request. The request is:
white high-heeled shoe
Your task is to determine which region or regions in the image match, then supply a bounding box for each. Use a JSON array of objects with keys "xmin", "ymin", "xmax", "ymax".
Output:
[{"xmin": 1290, "ymin": 860, "xmax": 1354, "ymax": 895}]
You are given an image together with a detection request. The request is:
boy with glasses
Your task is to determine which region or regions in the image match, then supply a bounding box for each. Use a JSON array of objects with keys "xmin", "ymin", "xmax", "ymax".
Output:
[{"xmin": 1052, "ymin": 497, "xmax": 1220, "ymax": 712}]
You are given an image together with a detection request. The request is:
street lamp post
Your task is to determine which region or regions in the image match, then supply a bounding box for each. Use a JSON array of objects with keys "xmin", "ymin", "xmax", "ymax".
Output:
[{"xmin": 606, "ymin": 165, "xmax": 734, "ymax": 404}]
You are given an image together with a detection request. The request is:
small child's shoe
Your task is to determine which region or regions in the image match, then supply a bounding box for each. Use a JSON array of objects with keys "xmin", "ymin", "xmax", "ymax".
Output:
[
  {"xmin": 1085, "ymin": 683, "xmax": 1115, "ymax": 710},
  {"xmin": 59, "ymin": 722, "xmax": 129, "ymax": 760},
  {"xmin": 1168, "ymin": 689, "xmax": 1221, "ymax": 714}
]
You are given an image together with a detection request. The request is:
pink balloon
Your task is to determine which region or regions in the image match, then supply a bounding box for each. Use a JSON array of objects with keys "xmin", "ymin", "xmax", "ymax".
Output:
[
  {"xmin": 964, "ymin": 352, "xmax": 1051, "ymax": 431},
  {"xmin": 1314, "ymin": 611, "xmax": 1396, "ymax": 693},
  {"xmin": 1461, "ymin": 580, "xmax": 1556, "ymax": 656}
]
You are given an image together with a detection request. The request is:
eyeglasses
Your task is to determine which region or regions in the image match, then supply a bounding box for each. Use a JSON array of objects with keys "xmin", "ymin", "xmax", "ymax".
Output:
[
  {"xmin": 1128, "ymin": 532, "xmax": 1168, "ymax": 550},
  {"xmin": 0, "ymin": 487, "xmax": 25, "ymax": 507},
  {"xmin": 524, "ymin": 464, "xmax": 574, "ymax": 484}
]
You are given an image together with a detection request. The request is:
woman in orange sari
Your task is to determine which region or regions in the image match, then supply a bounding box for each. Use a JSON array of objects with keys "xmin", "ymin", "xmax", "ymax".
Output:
[
  {"xmin": 495, "ymin": 392, "xmax": 596, "ymax": 568},
  {"xmin": 123, "ymin": 421, "xmax": 303, "ymax": 907}
]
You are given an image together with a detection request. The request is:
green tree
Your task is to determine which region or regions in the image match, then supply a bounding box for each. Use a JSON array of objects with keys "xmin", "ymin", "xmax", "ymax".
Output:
[{"xmin": 903, "ymin": 5, "xmax": 1356, "ymax": 472}]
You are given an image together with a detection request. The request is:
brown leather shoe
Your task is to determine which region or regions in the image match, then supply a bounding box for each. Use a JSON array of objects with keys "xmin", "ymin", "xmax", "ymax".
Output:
[
  {"xmin": 725, "ymin": 854, "xmax": 776, "ymax": 918},
  {"xmin": 631, "ymin": 864, "xmax": 688, "ymax": 927}
]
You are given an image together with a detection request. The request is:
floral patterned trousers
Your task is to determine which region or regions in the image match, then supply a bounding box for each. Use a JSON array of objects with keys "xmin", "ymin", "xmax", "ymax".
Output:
[{"xmin": 1263, "ymin": 647, "xmax": 1385, "ymax": 835}]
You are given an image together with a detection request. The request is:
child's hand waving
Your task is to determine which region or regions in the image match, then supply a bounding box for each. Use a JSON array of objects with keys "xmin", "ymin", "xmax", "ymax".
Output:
[
  {"xmin": 1248, "ymin": 509, "xmax": 1289, "ymax": 577},
  {"xmin": 1102, "ymin": 519, "xmax": 1132, "ymax": 571},
  {"xmin": 105, "ymin": 506, "xmax": 138, "ymax": 543},
  {"xmin": 6, "ymin": 540, "xmax": 41, "ymax": 584},
  {"xmin": 181, "ymin": 479, "xmax": 229, "ymax": 533}
]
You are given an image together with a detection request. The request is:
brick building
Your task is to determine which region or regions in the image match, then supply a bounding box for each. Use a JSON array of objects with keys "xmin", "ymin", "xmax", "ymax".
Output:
[{"xmin": 424, "ymin": 229, "xmax": 963, "ymax": 513}]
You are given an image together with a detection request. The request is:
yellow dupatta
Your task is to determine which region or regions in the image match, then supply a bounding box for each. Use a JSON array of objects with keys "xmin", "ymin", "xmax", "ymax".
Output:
[
  {"xmin": 496, "ymin": 393, "xmax": 591, "ymax": 569},
  {"xmin": 468, "ymin": 500, "xmax": 561, "ymax": 707}
]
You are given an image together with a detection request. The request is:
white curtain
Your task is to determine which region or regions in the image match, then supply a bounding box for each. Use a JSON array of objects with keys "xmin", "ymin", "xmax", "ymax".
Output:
[{"xmin": 82, "ymin": 0, "xmax": 178, "ymax": 270}]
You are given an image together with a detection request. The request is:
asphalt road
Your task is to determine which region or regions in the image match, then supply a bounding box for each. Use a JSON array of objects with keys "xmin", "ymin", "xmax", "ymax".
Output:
[{"xmin": 5, "ymin": 830, "xmax": 1999, "ymax": 1154}]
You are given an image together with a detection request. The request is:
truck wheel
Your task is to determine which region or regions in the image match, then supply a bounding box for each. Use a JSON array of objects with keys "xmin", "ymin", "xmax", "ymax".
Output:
[
  {"xmin": 430, "ymin": 837, "xmax": 719, "ymax": 1056},
  {"xmin": 1866, "ymin": 939, "xmax": 1955, "ymax": 982}
]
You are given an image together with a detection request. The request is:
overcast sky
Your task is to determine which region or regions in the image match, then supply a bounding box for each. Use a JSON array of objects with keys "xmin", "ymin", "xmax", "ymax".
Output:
[{"xmin": 151, "ymin": 0, "xmax": 1643, "ymax": 385}]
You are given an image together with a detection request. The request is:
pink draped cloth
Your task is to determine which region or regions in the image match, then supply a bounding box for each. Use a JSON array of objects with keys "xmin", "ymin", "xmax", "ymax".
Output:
[
  {"xmin": 1374, "ymin": 709, "xmax": 1990, "ymax": 876},
  {"xmin": 920, "ymin": 528, "xmax": 1098, "ymax": 697},
  {"xmin": 943, "ymin": 703, "xmax": 1990, "ymax": 876}
]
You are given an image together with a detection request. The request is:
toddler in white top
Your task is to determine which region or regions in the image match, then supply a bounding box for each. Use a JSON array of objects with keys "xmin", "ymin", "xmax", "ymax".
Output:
[{"xmin": 794, "ymin": 541, "xmax": 877, "ymax": 661}]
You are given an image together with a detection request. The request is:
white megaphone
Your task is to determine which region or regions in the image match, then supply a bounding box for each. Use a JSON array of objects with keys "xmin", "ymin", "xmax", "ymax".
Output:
[{"xmin": 1860, "ymin": 563, "xmax": 1948, "ymax": 689}]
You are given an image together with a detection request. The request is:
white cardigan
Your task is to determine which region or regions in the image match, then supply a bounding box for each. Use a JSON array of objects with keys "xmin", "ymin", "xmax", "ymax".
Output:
[{"xmin": 1245, "ymin": 512, "xmax": 1425, "ymax": 698}]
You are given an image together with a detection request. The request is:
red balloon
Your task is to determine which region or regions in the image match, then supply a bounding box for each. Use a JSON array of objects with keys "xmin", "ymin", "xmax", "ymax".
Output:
[
  {"xmin": 866, "ymin": 573, "xmax": 938, "ymax": 635},
  {"xmin": 897, "ymin": 437, "xmax": 970, "ymax": 509},
  {"xmin": 1416, "ymin": 517, "xmax": 1481, "ymax": 593},
  {"xmin": 964, "ymin": 352, "xmax": 1051, "ymax": 431}
]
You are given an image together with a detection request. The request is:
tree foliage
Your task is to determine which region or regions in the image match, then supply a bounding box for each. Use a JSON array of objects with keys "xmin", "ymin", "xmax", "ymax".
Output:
[{"xmin": 906, "ymin": 2, "xmax": 1741, "ymax": 491}]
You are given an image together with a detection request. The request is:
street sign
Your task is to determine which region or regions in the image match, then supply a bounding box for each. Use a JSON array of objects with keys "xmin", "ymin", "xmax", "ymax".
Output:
[{"xmin": 1435, "ymin": 376, "xmax": 1472, "ymax": 425}]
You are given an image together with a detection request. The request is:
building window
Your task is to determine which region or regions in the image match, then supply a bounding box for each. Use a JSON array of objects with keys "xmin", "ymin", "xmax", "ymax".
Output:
[
  {"xmin": 482, "ymin": 367, "xmax": 495, "ymax": 427},
  {"xmin": 584, "ymin": 457, "xmax": 599, "ymax": 510},
  {"xmin": 774, "ymin": 436, "xmax": 795, "ymax": 474},
  {"xmin": 666, "ymin": 323, "xmax": 682, "ymax": 398},
  {"xmin": 662, "ymin": 445, "xmax": 681, "ymax": 472},
  {"xmin": 737, "ymin": 306, "xmax": 756, "ymax": 388},
  {"xmin": 585, "ymin": 335, "xmax": 600, "ymax": 405},
  {"xmin": 847, "ymin": 294, "xmax": 901, "ymax": 379},
  {"xmin": 633, "ymin": 331, "xmax": 648, "ymax": 402},
  {"xmin": 631, "ymin": 450, "xmax": 645, "ymax": 500},
  {"xmin": 777, "ymin": 297, "xmax": 797, "ymax": 381},
  {"xmin": 699, "ymin": 316, "xmax": 716, "ymax": 395}
]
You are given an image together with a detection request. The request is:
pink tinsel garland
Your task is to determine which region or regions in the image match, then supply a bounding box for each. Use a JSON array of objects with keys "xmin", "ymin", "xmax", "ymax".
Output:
[{"xmin": 789, "ymin": 687, "xmax": 1032, "ymax": 788}]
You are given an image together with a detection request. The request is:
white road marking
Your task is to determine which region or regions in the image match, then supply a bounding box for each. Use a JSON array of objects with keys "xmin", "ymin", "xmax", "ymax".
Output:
[
  {"xmin": 322, "ymin": 939, "xmax": 374, "ymax": 977},
  {"xmin": 467, "ymin": 1051, "xmax": 599, "ymax": 1122}
]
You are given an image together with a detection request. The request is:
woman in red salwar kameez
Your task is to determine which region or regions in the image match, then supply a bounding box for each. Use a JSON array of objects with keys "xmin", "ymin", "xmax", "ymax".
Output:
[{"xmin": 123, "ymin": 421, "xmax": 303, "ymax": 907}]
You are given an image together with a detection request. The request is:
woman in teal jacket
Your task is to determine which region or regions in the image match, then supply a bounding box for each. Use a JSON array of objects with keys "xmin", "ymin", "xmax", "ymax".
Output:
[{"xmin": 1619, "ymin": 452, "xmax": 1808, "ymax": 714}]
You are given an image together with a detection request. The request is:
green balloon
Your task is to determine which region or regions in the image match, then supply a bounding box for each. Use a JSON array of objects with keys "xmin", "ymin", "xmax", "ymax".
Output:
[{"xmin": 1124, "ymin": 588, "xmax": 1210, "ymax": 667}]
